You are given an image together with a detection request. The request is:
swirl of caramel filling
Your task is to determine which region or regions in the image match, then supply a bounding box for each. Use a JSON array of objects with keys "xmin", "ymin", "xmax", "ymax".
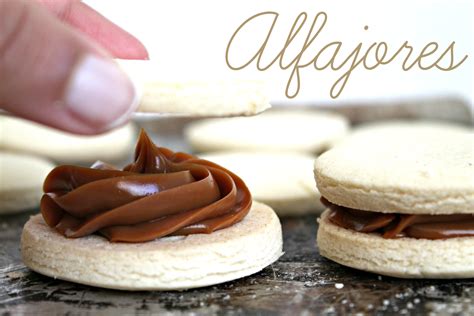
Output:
[{"xmin": 40, "ymin": 130, "xmax": 252, "ymax": 242}]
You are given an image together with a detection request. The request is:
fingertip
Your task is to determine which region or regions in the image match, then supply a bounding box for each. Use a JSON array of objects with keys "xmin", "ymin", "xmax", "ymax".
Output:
[
  {"xmin": 63, "ymin": 55, "xmax": 138, "ymax": 132},
  {"xmin": 111, "ymin": 37, "xmax": 150, "ymax": 60}
]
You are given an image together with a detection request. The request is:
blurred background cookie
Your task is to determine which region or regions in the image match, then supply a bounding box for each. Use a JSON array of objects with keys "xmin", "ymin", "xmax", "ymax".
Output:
[
  {"xmin": 341, "ymin": 120, "xmax": 471, "ymax": 146},
  {"xmin": 201, "ymin": 152, "xmax": 324, "ymax": 216},
  {"xmin": 0, "ymin": 152, "xmax": 54, "ymax": 214},
  {"xmin": 0, "ymin": 116, "xmax": 136, "ymax": 165},
  {"xmin": 185, "ymin": 109, "xmax": 349, "ymax": 154}
]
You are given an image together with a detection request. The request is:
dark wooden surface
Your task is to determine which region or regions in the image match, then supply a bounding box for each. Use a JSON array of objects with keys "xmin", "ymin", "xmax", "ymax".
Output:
[{"xmin": 1, "ymin": 210, "xmax": 473, "ymax": 316}]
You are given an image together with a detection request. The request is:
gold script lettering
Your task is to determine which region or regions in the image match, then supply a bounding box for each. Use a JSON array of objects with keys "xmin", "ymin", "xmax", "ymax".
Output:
[{"xmin": 225, "ymin": 12, "xmax": 469, "ymax": 99}]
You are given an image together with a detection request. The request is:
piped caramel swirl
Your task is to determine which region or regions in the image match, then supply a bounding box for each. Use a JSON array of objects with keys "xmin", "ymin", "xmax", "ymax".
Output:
[
  {"xmin": 40, "ymin": 130, "xmax": 252, "ymax": 242},
  {"xmin": 322, "ymin": 198, "xmax": 474, "ymax": 239}
]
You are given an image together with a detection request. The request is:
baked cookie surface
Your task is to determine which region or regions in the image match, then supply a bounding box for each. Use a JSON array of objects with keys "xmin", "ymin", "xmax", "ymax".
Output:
[{"xmin": 21, "ymin": 202, "xmax": 283, "ymax": 290}]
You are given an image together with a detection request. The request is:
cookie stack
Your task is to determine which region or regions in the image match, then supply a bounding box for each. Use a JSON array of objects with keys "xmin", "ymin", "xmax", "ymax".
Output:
[{"xmin": 315, "ymin": 122, "xmax": 474, "ymax": 278}]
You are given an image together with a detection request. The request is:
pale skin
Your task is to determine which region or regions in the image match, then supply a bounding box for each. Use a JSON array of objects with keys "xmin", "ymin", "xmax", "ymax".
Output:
[{"xmin": 0, "ymin": 0, "xmax": 148, "ymax": 134}]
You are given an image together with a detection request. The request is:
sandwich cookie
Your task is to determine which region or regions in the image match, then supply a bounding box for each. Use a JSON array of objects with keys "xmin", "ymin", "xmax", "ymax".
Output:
[
  {"xmin": 315, "ymin": 121, "xmax": 474, "ymax": 278},
  {"xmin": 185, "ymin": 110, "xmax": 349, "ymax": 154},
  {"xmin": 201, "ymin": 152, "xmax": 325, "ymax": 215},
  {"xmin": 0, "ymin": 152, "xmax": 54, "ymax": 214},
  {"xmin": 0, "ymin": 116, "xmax": 135, "ymax": 164},
  {"xmin": 117, "ymin": 60, "xmax": 270, "ymax": 117},
  {"xmin": 21, "ymin": 130, "xmax": 283, "ymax": 290}
]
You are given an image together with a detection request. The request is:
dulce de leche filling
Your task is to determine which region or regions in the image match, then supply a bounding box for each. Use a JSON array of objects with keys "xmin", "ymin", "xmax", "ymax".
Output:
[
  {"xmin": 321, "ymin": 198, "xmax": 474, "ymax": 240},
  {"xmin": 40, "ymin": 130, "xmax": 252, "ymax": 242}
]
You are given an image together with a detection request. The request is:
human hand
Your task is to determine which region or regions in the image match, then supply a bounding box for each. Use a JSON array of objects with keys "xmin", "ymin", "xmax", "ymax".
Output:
[{"xmin": 0, "ymin": 0, "xmax": 148, "ymax": 134}]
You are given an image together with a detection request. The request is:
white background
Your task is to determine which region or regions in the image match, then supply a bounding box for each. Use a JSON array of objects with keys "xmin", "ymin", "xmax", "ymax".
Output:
[{"xmin": 85, "ymin": 0, "xmax": 473, "ymax": 107}]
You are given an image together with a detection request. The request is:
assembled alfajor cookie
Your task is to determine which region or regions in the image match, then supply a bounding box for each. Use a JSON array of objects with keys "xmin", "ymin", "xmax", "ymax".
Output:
[
  {"xmin": 314, "ymin": 122, "xmax": 474, "ymax": 279},
  {"xmin": 21, "ymin": 130, "xmax": 283, "ymax": 290}
]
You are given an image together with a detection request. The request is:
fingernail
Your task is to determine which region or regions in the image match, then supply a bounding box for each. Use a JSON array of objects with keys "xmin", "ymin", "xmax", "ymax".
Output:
[{"xmin": 64, "ymin": 55, "xmax": 138, "ymax": 130}]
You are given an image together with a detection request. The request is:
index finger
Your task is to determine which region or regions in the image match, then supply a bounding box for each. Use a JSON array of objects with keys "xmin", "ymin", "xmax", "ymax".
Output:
[{"xmin": 38, "ymin": 0, "xmax": 149, "ymax": 59}]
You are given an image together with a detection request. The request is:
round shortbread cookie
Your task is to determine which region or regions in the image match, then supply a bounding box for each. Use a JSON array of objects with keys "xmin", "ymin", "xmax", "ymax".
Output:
[
  {"xmin": 21, "ymin": 202, "xmax": 283, "ymax": 290},
  {"xmin": 317, "ymin": 210, "xmax": 474, "ymax": 278},
  {"xmin": 117, "ymin": 60, "xmax": 270, "ymax": 116},
  {"xmin": 0, "ymin": 152, "xmax": 54, "ymax": 214},
  {"xmin": 0, "ymin": 117, "xmax": 136, "ymax": 164},
  {"xmin": 314, "ymin": 121, "xmax": 474, "ymax": 214},
  {"xmin": 201, "ymin": 152, "xmax": 324, "ymax": 215},
  {"xmin": 185, "ymin": 110, "xmax": 349, "ymax": 153}
]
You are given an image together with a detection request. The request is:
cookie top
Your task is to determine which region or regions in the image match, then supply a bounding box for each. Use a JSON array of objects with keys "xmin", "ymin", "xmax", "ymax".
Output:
[
  {"xmin": 186, "ymin": 110, "xmax": 349, "ymax": 153},
  {"xmin": 315, "ymin": 121, "xmax": 474, "ymax": 214}
]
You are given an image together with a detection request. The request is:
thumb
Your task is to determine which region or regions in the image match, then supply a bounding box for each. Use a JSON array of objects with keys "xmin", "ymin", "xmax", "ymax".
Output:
[{"xmin": 0, "ymin": 1, "xmax": 138, "ymax": 134}]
